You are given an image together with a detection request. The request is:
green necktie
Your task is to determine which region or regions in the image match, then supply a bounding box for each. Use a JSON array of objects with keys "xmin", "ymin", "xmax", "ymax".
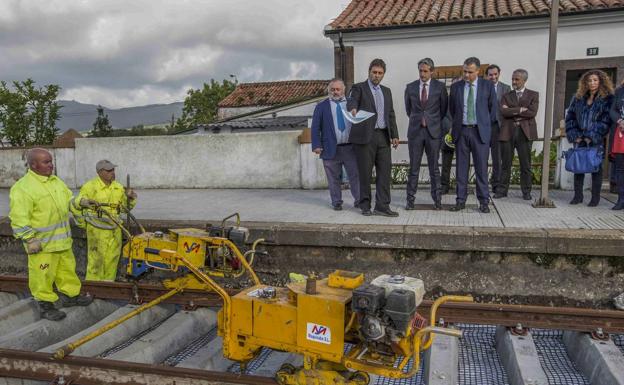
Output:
[{"xmin": 467, "ymin": 83, "xmax": 476, "ymax": 124}]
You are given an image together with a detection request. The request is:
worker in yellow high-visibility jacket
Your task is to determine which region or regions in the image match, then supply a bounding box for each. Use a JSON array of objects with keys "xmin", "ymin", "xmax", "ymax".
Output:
[
  {"xmin": 9, "ymin": 148, "xmax": 93, "ymax": 321},
  {"xmin": 74, "ymin": 159, "xmax": 137, "ymax": 281}
]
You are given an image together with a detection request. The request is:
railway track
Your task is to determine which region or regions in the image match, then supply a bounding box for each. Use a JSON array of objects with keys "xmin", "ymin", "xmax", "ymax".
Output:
[{"xmin": 0, "ymin": 276, "xmax": 623, "ymax": 385}]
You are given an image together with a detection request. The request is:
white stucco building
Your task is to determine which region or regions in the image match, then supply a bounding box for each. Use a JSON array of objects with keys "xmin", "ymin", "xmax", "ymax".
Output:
[{"xmin": 324, "ymin": 0, "xmax": 624, "ymax": 186}]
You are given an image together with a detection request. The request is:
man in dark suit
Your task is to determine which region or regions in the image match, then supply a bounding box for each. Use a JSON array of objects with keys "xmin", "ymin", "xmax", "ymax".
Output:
[
  {"xmin": 448, "ymin": 57, "xmax": 497, "ymax": 213},
  {"xmin": 311, "ymin": 78, "xmax": 360, "ymax": 210},
  {"xmin": 486, "ymin": 65, "xmax": 511, "ymax": 195},
  {"xmin": 498, "ymin": 69, "xmax": 539, "ymax": 200},
  {"xmin": 404, "ymin": 58, "xmax": 448, "ymax": 210},
  {"xmin": 347, "ymin": 58, "xmax": 400, "ymax": 217}
]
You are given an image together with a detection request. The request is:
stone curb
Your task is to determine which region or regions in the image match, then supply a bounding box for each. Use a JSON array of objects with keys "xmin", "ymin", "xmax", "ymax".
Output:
[{"xmin": 1, "ymin": 217, "xmax": 622, "ymax": 257}]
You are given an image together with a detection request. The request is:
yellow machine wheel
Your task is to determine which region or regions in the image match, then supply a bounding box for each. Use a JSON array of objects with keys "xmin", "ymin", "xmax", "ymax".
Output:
[
  {"xmin": 276, "ymin": 363, "xmax": 297, "ymax": 384},
  {"xmin": 279, "ymin": 363, "xmax": 297, "ymax": 374},
  {"xmin": 349, "ymin": 371, "xmax": 370, "ymax": 385},
  {"xmin": 275, "ymin": 366, "xmax": 370, "ymax": 385}
]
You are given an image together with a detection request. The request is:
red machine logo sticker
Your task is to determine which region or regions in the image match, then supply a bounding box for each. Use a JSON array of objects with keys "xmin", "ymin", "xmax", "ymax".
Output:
[
  {"xmin": 306, "ymin": 322, "xmax": 331, "ymax": 344},
  {"xmin": 183, "ymin": 242, "xmax": 200, "ymax": 254}
]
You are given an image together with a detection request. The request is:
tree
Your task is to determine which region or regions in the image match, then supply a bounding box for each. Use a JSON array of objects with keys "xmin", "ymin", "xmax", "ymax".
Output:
[
  {"xmin": 0, "ymin": 79, "xmax": 61, "ymax": 146},
  {"xmin": 91, "ymin": 105, "xmax": 112, "ymax": 137},
  {"xmin": 172, "ymin": 78, "xmax": 237, "ymax": 133}
]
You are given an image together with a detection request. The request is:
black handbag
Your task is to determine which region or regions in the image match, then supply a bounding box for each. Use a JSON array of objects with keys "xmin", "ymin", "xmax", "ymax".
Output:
[{"xmin": 563, "ymin": 143, "xmax": 603, "ymax": 174}]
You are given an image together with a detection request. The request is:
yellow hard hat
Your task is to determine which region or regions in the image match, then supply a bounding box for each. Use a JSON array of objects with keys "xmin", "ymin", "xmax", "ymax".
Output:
[{"xmin": 444, "ymin": 133, "xmax": 455, "ymax": 149}]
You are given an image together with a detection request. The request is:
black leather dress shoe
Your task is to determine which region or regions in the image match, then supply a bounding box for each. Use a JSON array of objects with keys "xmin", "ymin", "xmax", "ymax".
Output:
[
  {"xmin": 522, "ymin": 192, "xmax": 532, "ymax": 201},
  {"xmin": 332, "ymin": 204, "xmax": 342, "ymax": 211},
  {"xmin": 405, "ymin": 202, "xmax": 416, "ymax": 210},
  {"xmin": 478, "ymin": 204, "xmax": 490, "ymax": 213},
  {"xmin": 449, "ymin": 203, "xmax": 465, "ymax": 212},
  {"xmin": 373, "ymin": 208, "xmax": 399, "ymax": 217},
  {"xmin": 434, "ymin": 200, "xmax": 442, "ymax": 210},
  {"xmin": 361, "ymin": 209, "xmax": 372, "ymax": 216},
  {"xmin": 493, "ymin": 192, "xmax": 507, "ymax": 199}
]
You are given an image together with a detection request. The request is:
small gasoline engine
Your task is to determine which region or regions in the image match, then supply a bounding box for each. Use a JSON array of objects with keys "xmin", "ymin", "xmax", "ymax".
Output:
[{"xmin": 351, "ymin": 275, "xmax": 426, "ymax": 359}]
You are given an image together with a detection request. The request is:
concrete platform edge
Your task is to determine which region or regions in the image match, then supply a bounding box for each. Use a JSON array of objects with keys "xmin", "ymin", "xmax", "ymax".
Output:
[{"xmin": 1, "ymin": 217, "xmax": 623, "ymax": 256}]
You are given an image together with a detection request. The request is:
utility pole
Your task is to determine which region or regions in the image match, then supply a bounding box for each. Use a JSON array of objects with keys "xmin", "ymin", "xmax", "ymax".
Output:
[{"xmin": 533, "ymin": 0, "xmax": 559, "ymax": 208}]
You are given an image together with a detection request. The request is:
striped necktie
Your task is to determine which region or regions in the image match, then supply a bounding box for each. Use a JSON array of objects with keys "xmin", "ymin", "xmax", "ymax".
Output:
[{"xmin": 374, "ymin": 87, "xmax": 384, "ymax": 128}]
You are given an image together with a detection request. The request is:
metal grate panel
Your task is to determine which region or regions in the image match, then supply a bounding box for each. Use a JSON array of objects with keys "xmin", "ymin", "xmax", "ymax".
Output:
[
  {"xmin": 532, "ymin": 329, "xmax": 589, "ymax": 385},
  {"xmin": 458, "ymin": 324, "xmax": 509, "ymax": 385},
  {"xmin": 613, "ymin": 334, "xmax": 624, "ymax": 355}
]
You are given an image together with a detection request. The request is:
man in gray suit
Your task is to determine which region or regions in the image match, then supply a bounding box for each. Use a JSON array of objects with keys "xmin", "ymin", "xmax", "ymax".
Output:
[
  {"xmin": 404, "ymin": 58, "xmax": 448, "ymax": 210},
  {"xmin": 348, "ymin": 58, "xmax": 400, "ymax": 217},
  {"xmin": 486, "ymin": 65, "xmax": 511, "ymax": 196}
]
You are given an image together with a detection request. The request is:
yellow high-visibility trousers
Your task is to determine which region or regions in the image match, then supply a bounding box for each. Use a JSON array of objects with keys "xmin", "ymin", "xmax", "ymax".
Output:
[
  {"xmin": 85, "ymin": 225, "xmax": 121, "ymax": 281},
  {"xmin": 28, "ymin": 249, "xmax": 81, "ymax": 303}
]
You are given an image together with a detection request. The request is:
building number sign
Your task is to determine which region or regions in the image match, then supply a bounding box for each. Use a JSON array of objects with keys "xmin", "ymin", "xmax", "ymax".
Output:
[{"xmin": 586, "ymin": 47, "xmax": 599, "ymax": 56}]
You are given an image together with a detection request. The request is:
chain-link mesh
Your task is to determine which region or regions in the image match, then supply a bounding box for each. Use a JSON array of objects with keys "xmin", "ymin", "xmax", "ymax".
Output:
[
  {"xmin": 458, "ymin": 324, "xmax": 509, "ymax": 385},
  {"xmin": 612, "ymin": 334, "xmax": 624, "ymax": 355},
  {"xmin": 532, "ymin": 329, "xmax": 589, "ymax": 385},
  {"xmin": 373, "ymin": 354, "xmax": 425, "ymax": 385},
  {"xmin": 163, "ymin": 327, "xmax": 218, "ymax": 366},
  {"xmin": 99, "ymin": 311, "xmax": 175, "ymax": 357},
  {"xmin": 229, "ymin": 347, "xmax": 273, "ymax": 374}
]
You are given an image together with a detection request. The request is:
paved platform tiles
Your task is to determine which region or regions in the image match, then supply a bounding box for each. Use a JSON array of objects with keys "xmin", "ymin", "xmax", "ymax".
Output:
[{"xmin": 0, "ymin": 187, "xmax": 622, "ymax": 230}]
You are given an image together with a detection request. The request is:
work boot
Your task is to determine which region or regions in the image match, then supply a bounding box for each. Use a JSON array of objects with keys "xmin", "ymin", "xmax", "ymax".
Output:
[
  {"xmin": 59, "ymin": 292, "xmax": 93, "ymax": 307},
  {"xmin": 38, "ymin": 301, "xmax": 66, "ymax": 321}
]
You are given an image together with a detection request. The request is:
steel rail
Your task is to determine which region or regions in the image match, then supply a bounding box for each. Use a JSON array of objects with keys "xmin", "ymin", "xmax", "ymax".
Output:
[
  {"xmin": 0, "ymin": 348, "xmax": 278, "ymax": 385},
  {"xmin": 1, "ymin": 275, "xmax": 623, "ymax": 333},
  {"xmin": 0, "ymin": 275, "xmax": 227, "ymax": 307},
  {"xmin": 420, "ymin": 302, "xmax": 624, "ymax": 333}
]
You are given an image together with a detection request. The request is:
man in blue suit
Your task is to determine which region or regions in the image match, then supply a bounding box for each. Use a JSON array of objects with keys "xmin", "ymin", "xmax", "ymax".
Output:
[
  {"xmin": 404, "ymin": 57, "xmax": 448, "ymax": 210},
  {"xmin": 311, "ymin": 78, "xmax": 360, "ymax": 210},
  {"xmin": 448, "ymin": 57, "xmax": 497, "ymax": 213}
]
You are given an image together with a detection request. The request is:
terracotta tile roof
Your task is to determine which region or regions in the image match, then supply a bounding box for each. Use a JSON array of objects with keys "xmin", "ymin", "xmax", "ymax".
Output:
[
  {"xmin": 218, "ymin": 80, "xmax": 330, "ymax": 108},
  {"xmin": 53, "ymin": 128, "xmax": 83, "ymax": 148},
  {"xmin": 328, "ymin": 0, "xmax": 624, "ymax": 31}
]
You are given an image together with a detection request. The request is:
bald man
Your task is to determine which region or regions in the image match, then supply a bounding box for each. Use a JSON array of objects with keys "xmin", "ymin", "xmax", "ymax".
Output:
[{"xmin": 10, "ymin": 148, "xmax": 93, "ymax": 321}]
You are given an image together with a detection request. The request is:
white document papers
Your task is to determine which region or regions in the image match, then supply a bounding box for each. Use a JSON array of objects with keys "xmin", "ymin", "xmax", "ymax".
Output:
[{"xmin": 342, "ymin": 109, "xmax": 375, "ymax": 124}]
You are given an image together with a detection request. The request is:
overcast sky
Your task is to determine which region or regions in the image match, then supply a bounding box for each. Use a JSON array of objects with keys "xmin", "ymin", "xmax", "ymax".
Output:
[{"xmin": 0, "ymin": 1, "xmax": 347, "ymax": 108}]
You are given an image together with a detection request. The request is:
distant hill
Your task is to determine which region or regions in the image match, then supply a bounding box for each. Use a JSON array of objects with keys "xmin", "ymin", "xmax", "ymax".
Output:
[{"xmin": 57, "ymin": 100, "xmax": 184, "ymax": 132}]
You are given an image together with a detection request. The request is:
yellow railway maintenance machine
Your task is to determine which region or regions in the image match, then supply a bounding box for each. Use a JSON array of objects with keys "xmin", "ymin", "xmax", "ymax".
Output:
[
  {"xmin": 57, "ymin": 209, "xmax": 472, "ymax": 384},
  {"xmin": 140, "ymin": 248, "xmax": 473, "ymax": 385},
  {"xmin": 121, "ymin": 213, "xmax": 265, "ymax": 286}
]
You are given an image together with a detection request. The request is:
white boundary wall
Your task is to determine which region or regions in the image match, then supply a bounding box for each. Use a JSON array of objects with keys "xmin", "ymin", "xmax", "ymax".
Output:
[{"xmin": 0, "ymin": 132, "xmax": 329, "ymax": 189}]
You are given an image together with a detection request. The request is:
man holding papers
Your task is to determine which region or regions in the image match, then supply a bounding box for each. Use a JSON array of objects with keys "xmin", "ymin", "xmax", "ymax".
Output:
[
  {"xmin": 347, "ymin": 58, "xmax": 400, "ymax": 217},
  {"xmin": 311, "ymin": 79, "xmax": 360, "ymax": 211}
]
